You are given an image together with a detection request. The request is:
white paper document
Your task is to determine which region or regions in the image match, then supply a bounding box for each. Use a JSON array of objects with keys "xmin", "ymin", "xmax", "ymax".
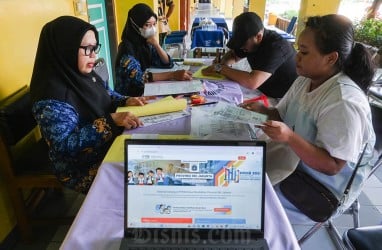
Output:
[
  {"xmin": 147, "ymin": 64, "xmax": 190, "ymax": 73},
  {"xmin": 139, "ymin": 110, "xmax": 190, "ymax": 127},
  {"xmin": 190, "ymin": 108, "xmax": 256, "ymax": 140},
  {"xmin": 143, "ymin": 80, "xmax": 204, "ymax": 96},
  {"xmin": 210, "ymin": 102, "xmax": 268, "ymax": 126}
]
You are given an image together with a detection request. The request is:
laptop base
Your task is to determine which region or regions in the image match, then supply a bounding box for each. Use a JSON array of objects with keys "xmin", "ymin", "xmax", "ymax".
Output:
[{"xmin": 120, "ymin": 238, "xmax": 269, "ymax": 250}]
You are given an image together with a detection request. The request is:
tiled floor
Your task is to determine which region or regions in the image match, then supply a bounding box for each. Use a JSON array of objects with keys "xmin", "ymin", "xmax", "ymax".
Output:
[{"xmin": 8, "ymin": 3, "xmax": 382, "ymax": 250}]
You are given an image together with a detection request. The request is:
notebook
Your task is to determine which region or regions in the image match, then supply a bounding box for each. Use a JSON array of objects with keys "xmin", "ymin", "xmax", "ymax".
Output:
[{"xmin": 121, "ymin": 139, "xmax": 269, "ymax": 250}]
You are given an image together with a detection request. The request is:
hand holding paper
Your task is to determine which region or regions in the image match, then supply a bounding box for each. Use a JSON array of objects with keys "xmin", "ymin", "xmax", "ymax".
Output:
[
  {"xmin": 117, "ymin": 96, "xmax": 187, "ymax": 117},
  {"xmin": 210, "ymin": 102, "xmax": 268, "ymax": 126}
]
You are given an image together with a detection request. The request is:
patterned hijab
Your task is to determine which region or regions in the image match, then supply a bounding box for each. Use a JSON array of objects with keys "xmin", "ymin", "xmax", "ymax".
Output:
[
  {"xmin": 30, "ymin": 16, "xmax": 114, "ymax": 121},
  {"xmin": 115, "ymin": 3, "xmax": 157, "ymax": 71}
]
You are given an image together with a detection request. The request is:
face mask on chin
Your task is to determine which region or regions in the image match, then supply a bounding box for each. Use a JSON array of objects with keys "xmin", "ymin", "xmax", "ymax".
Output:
[{"xmin": 139, "ymin": 26, "xmax": 156, "ymax": 39}]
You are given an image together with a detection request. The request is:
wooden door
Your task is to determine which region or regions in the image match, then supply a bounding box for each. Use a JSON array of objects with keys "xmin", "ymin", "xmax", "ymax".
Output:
[{"xmin": 87, "ymin": 0, "xmax": 115, "ymax": 89}]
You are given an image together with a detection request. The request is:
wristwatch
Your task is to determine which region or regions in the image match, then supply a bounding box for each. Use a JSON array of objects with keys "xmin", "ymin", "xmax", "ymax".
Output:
[
  {"xmin": 214, "ymin": 64, "xmax": 222, "ymax": 73},
  {"xmin": 144, "ymin": 71, "xmax": 153, "ymax": 82}
]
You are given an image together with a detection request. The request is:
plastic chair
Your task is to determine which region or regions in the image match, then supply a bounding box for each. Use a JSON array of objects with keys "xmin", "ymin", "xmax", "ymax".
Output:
[
  {"xmin": 339, "ymin": 81, "xmax": 382, "ymax": 250},
  {"xmin": 298, "ymin": 153, "xmax": 382, "ymax": 248},
  {"xmin": 286, "ymin": 16, "xmax": 297, "ymax": 34},
  {"xmin": 298, "ymin": 82, "xmax": 382, "ymax": 248},
  {"xmin": 163, "ymin": 30, "xmax": 187, "ymax": 58},
  {"xmin": 343, "ymin": 225, "xmax": 382, "ymax": 250},
  {"xmin": 94, "ymin": 58, "xmax": 109, "ymax": 83}
]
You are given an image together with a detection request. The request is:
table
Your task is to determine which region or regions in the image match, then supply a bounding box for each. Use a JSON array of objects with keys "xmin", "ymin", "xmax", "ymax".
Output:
[
  {"xmin": 60, "ymin": 76, "xmax": 299, "ymax": 250},
  {"xmin": 191, "ymin": 29, "xmax": 225, "ymax": 49},
  {"xmin": 191, "ymin": 17, "xmax": 229, "ymax": 40},
  {"xmin": 192, "ymin": 17, "xmax": 229, "ymax": 32},
  {"xmin": 61, "ymin": 160, "xmax": 300, "ymax": 250}
]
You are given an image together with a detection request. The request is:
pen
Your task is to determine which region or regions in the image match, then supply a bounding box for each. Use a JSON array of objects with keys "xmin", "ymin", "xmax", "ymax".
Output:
[
  {"xmin": 172, "ymin": 92, "xmax": 199, "ymax": 98},
  {"xmin": 191, "ymin": 101, "xmax": 218, "ymax": 106},
  {"xmin": 242, "ymin": 94, "xmax": 269, "ymax": 107}
]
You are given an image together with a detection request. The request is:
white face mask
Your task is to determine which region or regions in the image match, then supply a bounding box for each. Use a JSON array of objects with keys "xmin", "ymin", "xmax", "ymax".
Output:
[{"xmin": 139, "ymin": 26, "xmax": 156, "ymax": 39}]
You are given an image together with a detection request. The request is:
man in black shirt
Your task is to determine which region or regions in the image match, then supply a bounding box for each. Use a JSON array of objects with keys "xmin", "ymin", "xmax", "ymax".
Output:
[{"xmin": 202, "ymin": 12, "xmax": 297, "ymax": 98}]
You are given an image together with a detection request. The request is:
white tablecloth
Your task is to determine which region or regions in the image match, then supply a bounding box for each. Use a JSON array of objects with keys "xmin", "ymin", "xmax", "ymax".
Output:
[{"xmin": 60, "ymin": 161, "xmax": 300, "ymax": 250}]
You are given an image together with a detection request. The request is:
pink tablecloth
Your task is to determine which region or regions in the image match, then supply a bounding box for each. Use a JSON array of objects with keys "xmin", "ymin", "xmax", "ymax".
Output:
[
  {"xmin": 60, "ymin": 162, "xmax": 300, "ymax": 250},
  {"xmin": 61, "ymin": 79, "xmax": 299, "ymax": 249}
]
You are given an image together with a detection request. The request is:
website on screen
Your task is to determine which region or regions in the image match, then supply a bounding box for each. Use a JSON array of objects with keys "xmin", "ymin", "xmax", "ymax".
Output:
[{"xmin": 126, "ymin": 144, "xmax": 264, "ymax": 230}]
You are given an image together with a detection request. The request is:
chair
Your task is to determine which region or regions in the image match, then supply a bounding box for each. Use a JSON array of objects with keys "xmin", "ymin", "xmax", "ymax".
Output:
[
  {"xmin": 338, "ymin": 81, "xmax": 382, "ymax": 250},
  {"xmin": 343, "ymin": 225, "xmax": 382, "ymax": 249},
  {"xmin": 0, "ymin": 85, "xmax": 64, "ymax": 242},
  {"xmin": 368, "ymin": 80, "xmax": 382, "ymax": 154},
  {"xmin": 286, "ymin": 16, "xmax": 297, "ymax": 34},
  {"xmin": 298, "ymin": 154, "xmax": 382, "ymax": 248},
  {"xmin": 94, "ymin": 57, "xmax": 109, "ymax": 83},
  {"xmin": 163, "ymin": 30, "xmax": 187, "ymax": 58},
  {"xmin": 297, "ymin": 82, "xmax": 382, "ymax": 248}
]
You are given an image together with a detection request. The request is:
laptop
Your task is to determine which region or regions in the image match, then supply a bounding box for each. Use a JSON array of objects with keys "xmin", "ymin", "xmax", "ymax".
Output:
[{"xmin": 121, "ymin": 139, "xmax": 269, "ymax": 250}]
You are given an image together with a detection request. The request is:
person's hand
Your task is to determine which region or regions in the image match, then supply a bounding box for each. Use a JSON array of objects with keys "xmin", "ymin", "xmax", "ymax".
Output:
[
  {"xmin": 201, "ymin": 65, "xmax": 219, "ymax": 76},
  {"xmin": 125, "ymin": 96, "xmax": 155, "ymax": 106},
  {"xmin": 261, "ymin": 120, "xmax": 293, "ymax": 143},
  {"xmin": 146, "ymin": 35, "xmax": 160, "ymax": 47},
  {"xmin": 173, "ymin": 70, "xmax": 193, "ymax": 80},
  {"xmin": 111, "ymin": 112, "xmax": 143, "ymax": 129},
  {"xmin": 239, "ymin": 101, "xmax": 264, "ymax": 113}
]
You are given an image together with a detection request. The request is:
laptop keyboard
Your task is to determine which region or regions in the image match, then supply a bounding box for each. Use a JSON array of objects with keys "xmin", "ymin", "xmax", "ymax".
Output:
[
  {"xmin": 125, "ymin": 247, "xmax": 266, "ymax": 250},
  {"xmin": 123, "ymin": 240, "xmax": 267, "ymax": 250}
]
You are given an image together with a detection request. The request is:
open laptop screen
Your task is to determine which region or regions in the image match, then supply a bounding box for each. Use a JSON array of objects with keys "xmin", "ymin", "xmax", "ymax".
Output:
[{"xmin": 125, "ymin": 140, "xmax": 265, "ymax": 232}]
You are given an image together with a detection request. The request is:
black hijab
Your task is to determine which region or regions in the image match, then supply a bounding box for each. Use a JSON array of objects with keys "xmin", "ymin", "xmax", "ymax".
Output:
[
  {"xmin": 115, "ymin": 3, "xmax": 157, "ymax": 71},
  {"xmin": 30, "ymin": 16, "xmax": 114, "ymax": 122}
]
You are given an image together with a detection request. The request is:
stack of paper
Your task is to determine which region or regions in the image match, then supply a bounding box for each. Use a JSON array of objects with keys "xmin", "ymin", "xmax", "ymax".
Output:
[
  {"xmin": 116, "ymin": 96, "xmax": 187, "ymax": 117},
  {"xmin": 143, "ymin": 80, "xmax": 204, "ymax": 96}
]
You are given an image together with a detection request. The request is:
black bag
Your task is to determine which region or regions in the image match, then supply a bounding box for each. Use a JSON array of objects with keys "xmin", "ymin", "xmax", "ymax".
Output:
[
  {"xmin": 280, "ymin": 144, "xmax": 368, "ymax": 222},
  {"xmin": 280, "ymin": 169, "xmax": 339, "ymax": 222}
]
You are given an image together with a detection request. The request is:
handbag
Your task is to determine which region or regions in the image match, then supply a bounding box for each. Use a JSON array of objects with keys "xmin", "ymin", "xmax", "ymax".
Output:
[{"xmin": 280, "ymin": 144, "xmax": 368, "ymax": 222}]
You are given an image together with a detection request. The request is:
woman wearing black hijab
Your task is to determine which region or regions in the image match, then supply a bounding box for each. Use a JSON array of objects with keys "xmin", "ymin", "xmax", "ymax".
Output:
[
  {"xmin": 115, "ymin": 3, "xmax": 192, "ymax": 96},
  {"xmin": 30, "ymin": 16, "xmax": 146, "ymax": 193}
]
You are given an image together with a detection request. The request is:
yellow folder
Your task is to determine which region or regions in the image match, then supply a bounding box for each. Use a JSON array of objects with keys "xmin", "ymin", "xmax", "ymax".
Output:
[
  {"xmin": 116, "ymin": 96, "xmax": 187, "ymax": 117},
  {"xmin": 193, "ymin": 66, "xmax": 226, "ymax": 80},
  {"xmin": 103, "ymin": 134, "xmax": 193, "ymax": 163}
]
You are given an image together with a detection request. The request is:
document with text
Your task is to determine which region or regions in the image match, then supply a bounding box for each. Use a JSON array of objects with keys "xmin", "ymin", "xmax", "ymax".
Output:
[{"xmin": 143, "ymin": 80, "xmax": 204, "ymax": 96}]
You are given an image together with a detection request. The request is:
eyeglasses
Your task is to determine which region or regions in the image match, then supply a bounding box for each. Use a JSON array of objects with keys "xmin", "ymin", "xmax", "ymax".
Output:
[{"xmin": 79, "ymin": 44, "xmax": 102, "ymax": 56}]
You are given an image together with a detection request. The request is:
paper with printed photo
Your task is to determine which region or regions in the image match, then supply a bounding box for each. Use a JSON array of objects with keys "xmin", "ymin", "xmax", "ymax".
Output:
[
  {"xmin": 140, "ymin": 110, "xmax": 190, "ymax": 127},
  {"xmin": 210, "ymin": 102, "xmax": 268, "ymax": 126},
  {"xmin": 190, "ymin": 108, "xmax": 254, "ymax": 140}
]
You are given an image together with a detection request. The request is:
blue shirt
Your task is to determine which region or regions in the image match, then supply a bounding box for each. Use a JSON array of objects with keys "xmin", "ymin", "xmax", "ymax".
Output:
[
  {"xmin": 32, "ymin": 83, "xmax": 126, "ymax": 193},
  {"xmin": 115, "ymin": 45, "xmax": 173, "ymax": 96}
]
